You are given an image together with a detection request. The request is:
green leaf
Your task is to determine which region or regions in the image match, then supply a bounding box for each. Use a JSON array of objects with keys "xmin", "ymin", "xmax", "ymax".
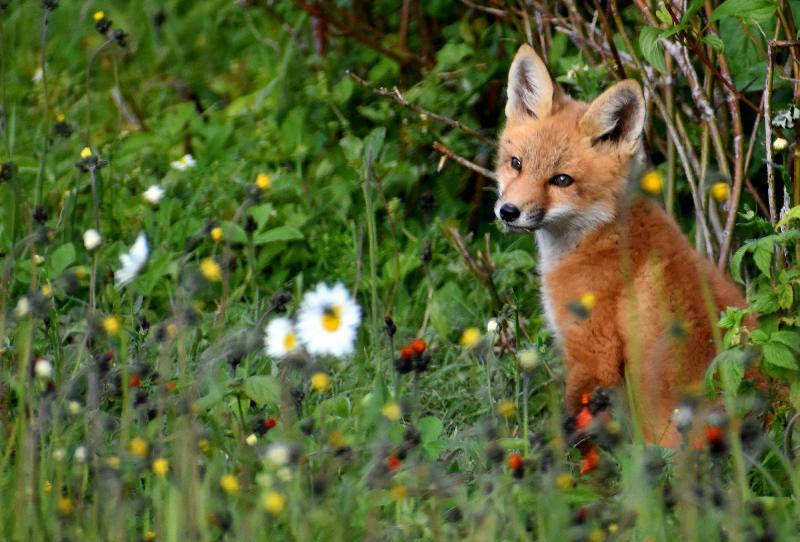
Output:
[
  {"xmin": 639, "ymin": 27, "xmax": 667, "ymax": 73},
  {"xmin": 418, "ymin": 416, "xmax": 443, "ymax": 444},
  {"xmin": 221, "ymin": 222, "xmax": 247, "ymax": 244},
  {"xmin": 253, "ymin": 226, "xmax": 303, "ymax": 245},
  {"xmin": 753, "ymin": 243, "xmax": 773, "ymax": 277},
  {"xmin": 790, "ymin": 381, "xmax": 800, "ymax": 410},
  {"xmin": 777, "ymin": 281, "xmax": 794, "ymax": 310},
  {"xmin": 776, "ymin": 204, "xmax": 800, "ymax": 229},
  {"xmin": 749, "ymin": 329, "xmax": 769, "ymax": 344},
  {"xmin": 242, "ymin": 375, "xmax": 280, "ymax": 406},
  {"xmin": 710, "ymin": 0, "xmax": 777, "ymax": 22},
  {"xmin": 730, "ymin": 245, "xmax": 748, "ymax": 283},
  {"xmin": 702, "ymin": 35, "xmax": 725, "ymax": 52},
  {"xmin": 48, "ymin": 243, "xmax": 75, "ymax": 277},
  {"xmin": 249, "ymin": 203, "xmax": 274, "ymax": 230},
  {"xmin": 762, "ymin": 342, "xmax": 798, "ymax": 370},
  {"xmin": 771, "ymin": 330, "xmax": 800, "ymax": 352}
]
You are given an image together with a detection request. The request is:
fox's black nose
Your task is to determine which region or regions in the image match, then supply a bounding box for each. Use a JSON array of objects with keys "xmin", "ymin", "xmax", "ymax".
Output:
[{"xmin": 499, "ymin": 203, "xmax": 521, "ymax": 222}]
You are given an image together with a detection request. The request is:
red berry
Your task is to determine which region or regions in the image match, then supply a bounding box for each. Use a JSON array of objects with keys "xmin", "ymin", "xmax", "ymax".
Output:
[
  {"xmin": 400, "ymin": 346, "xmax": 413, "ymax": 360},
  {"xmin": 507, "ymin": 452, "xmax": 523, "ymax": 470},
  {"xmin": 265, "ymin": 417, "xmax": 277, "ymax": 429},
  {"xmin": 129, "ymin": 374, "xmax": 141, "ymax": 388},
  {"xmin": 387, "ymin": 455, "xmax": 401, "ymax": 471},
  {"xmin": 410, "ymin": 339, "xmax": 427, "ymax": 354}
]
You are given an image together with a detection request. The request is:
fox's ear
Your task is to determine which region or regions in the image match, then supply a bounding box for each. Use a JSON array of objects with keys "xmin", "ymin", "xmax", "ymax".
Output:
[
  {"xmin": 580, "ymin": 80, "xmax": 645, "ymax": 149},
  {"xmin": 505, "ymin": 44, "xmax": 554, "ymax": 121}
]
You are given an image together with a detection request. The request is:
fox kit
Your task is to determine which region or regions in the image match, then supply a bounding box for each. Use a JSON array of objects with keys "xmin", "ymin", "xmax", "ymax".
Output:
[{"xmin": 495, "ymin": 45, "xmax": 748, "ymax": 446}]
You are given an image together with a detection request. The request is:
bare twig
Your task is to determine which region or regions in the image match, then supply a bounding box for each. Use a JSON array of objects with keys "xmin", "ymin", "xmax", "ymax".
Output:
[
  {"xmin": 347, "ymin": 70, "xmax": 496, "ymax": 148},
  {"xmin": 432, "ymin": 141, "xmax": 497, "ymax": 181},
  {"xmin": 765, "ymin": 41, "xmax": 778, "ymax": 226}
]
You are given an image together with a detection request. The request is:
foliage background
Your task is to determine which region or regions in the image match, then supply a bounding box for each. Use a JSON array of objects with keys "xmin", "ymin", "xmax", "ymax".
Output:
[{"xmin": 2, "ymin": 0, "xmax": 800, "ymax": 540}]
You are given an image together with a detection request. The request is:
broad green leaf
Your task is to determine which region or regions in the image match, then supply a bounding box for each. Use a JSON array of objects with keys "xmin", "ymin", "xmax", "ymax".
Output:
[
  {"xmin": 753, "ymin": 243, "xmax": 773, "ymax": 277},
  {"xmin": 242, "ymin": 375, "xmax": 280, "ymax": 407},
  {"xmin": 771, "ymin": 330, "xmax": 800, "ymax": 352},
  {"xmin": 762, "ymin": 342, "xmax": 798, "ymax": 370},
  {"xmin": 253, "ymin": 226, "xmax": 303, "ymax": 245},
  {"xmin": 48, "ymin": 243, "xmax": 75, "ymax": 276},
  {"xmin": 639, "ymin": 27, "xmax": 667, "ymax": 73},
  {"xmin": 249, "ymin": 203, "xmax": 274, "ymax": 230},
  {"xmin": 730, "ymin": 244, "xmax": 748, "ymax": 283},
  {"xmin": 702, "ymin": 35, "xmax": 725, "ymax": 52},
  {"xmin": 777, "ymin": 282, "xmax": 794, "ymax": 310},
  {"xmin": 221, "ymin": 221, "xmax": 247, "ymax": 244},
  {"xmin": 790, "ymin": 381, "xmax": 800, "ymax": 410},
  {"xmin": 710, "ymin": 0, "xmax": 777, "ymax": 22},
  {"xmin": 418, "ymin": 416, "xmax": 443, "ymax": 444}
]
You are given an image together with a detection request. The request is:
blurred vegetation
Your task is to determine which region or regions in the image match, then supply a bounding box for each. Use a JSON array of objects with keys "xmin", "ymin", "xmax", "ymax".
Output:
[{"xmin": 2, "ymin": 0, "xmax": 800, "ymax": 540}]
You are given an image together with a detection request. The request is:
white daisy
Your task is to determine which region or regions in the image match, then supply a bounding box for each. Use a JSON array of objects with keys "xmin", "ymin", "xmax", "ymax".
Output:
[
  {"xmin": 115, "ymin": 232, "xmax": 149, "ymax": 287},
  {"xmin": 264, "ymin": 317, "xmax": 300, "ymax": 358},
  {"xmin": 170, "ymin": 154, "xmax": 196, "ymax": 171},
  {"xmin": 142, "ymin": 184, "xmax": 165, "ymax": 205},
  {"xmin": 296, "ymin": 282, "xmax": 361, "ymax": 358}
]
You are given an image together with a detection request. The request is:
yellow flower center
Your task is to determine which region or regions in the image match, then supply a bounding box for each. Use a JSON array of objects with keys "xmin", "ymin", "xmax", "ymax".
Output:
[
  {"xmin": 283, "ymin": 332, "xmax": 297, "ymax": 351},
  {"xmin": 321, "ymin": 306, "xmax": 342, "ymax": 332},
  {"xmin": 200, "ymin": 258, "xmax": 222, "ymax": 282},
  {"xmin": 93, "ymin": 11, "xmax": 105, "ymax": 22},
  {"xmin": 711, "ymin": 182, "xmax": 730, "ymax": 202},
  {"xmin": 460, "ymin": 327, "xmax": 481, "ymax": 348},
  {"xmin": 256, "ymin": 173, "xmax": 271, "ymax": 190},
  {"xmin": 80, "ymin": 147, "xmax": 92, "ymax": 159}
]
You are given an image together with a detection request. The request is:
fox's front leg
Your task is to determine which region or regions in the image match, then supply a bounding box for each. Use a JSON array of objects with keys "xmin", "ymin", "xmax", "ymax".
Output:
[{"xmin": 562, "ymin": 331, "xmax": 624, "ymax": 414}]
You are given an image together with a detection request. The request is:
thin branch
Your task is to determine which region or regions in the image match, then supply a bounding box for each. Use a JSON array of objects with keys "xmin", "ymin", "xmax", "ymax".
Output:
[
  {"xmin": 432, "ymin": 141, "xmax": 497, "ymax": 181},
  {"xmin": 347, "ymin": 70, "xmax": 497, "ymax": 148}
]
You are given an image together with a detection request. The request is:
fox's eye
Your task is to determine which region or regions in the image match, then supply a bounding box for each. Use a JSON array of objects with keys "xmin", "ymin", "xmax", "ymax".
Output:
[
  {"xmin": 549, "ymin": 174, "xmax": 574, "ymax": 188},
  {"xmin": 510, "ymin": 156, "xmax": 522, "ymax": 171}
]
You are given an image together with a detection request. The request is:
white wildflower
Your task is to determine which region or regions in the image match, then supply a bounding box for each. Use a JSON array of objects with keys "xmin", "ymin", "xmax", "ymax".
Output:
[
  {"xmin": 296, "ymin": 282, "xmax": 361, "ymax": 358},
  {"xmin": 83, "ymin": 229, "xmax": 102, "ymax": 251},
  {"xmin": 115, "ymin": 232, "xmax": 149, "ymax": 287},
  {"xmin": 142, "ymin": 184, "xmax": 165, "ymax": 205}
]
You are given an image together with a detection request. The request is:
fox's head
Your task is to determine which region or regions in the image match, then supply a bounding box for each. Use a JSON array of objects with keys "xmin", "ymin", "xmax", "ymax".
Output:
[{"xmin": 495, "ymin": 45, "xmax": 645, "ymax": 233}]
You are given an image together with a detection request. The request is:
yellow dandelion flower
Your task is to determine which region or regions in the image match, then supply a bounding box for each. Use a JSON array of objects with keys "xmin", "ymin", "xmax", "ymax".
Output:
[
  {"xmin": 497, "ymin": 400, "xmax": 516, "ymax": 419},
  {"xmin": 102, "ymin": 315, "xmax": 120, "ymax": 336},
  {"xmin": 459, "ymin": 327, "xmax": 481, "ymax": 348},
  {"xmin": 256, "ymin": 173, "xmax": 271, "ymax": 191},
  {"xmin": 198, "ymin": 438, "xmax": 211, "ymax": 454},
  {"xmin": 310, "ymin": 372, "xmax": 330, "ymax": 392},
  {"xmin": 711, "ymin": 182, "xmax": 730, "ymax": 202},
  {"xmin": 152, "ymin": 458, "xmax": 169, "ymax": 478},
  {"xmin": 43, "ymin": 480, "xmax": 53, "ymax": 493},
  {"xmin": 57, "ymin": 496, "xmax": 74, "ymax": 516},
  {"xmin": 328, "ymin": 431, "xmax": 346, "ymax": 449},
  {"xmin": 220, "ymin": 474, "xmax": 240, "ymax": 496},
  {"xmin": 579, "ymin": 292, "xmax": 596, "ymax": 311},
  {"xmin": 56, "ymin": 113, "xmax": 65, "ymax": 122},
  {"xmin": 93, "ymin": 11, "xmax": 105, "ymax": 22},
  {"xmin": 261, "ymin": 491, "xmax": 286, "ymax": 515},
  {"xmin": 390, "ymin": 485, "xmax": 408, "ymax": 501},
  {"xmin": 105, "ymin": 456, "xmax": 121, "ymax": 470},
  {"xmin": 245, "ymin": 433, "xmax": 258, "ymax": 446},
  {"xmin": 381, "ymin": 402, "xmax": 402, "ymax": 422},
  {"xmin": 588, "ymin": 528, "xmax": 605, "ymax": 542},
  {"xmin": 144, "ymin": 532, "xmax": 156, "ymax": 542},
  {"xmin": 640, "ymin": 170, "xmax": 662, "ymax": 196},
  {"xmin": 608, "ymin": 523, "xmax": 619, "ymax": 534},
  {"xmin": 80, "ymin": 147, "xmax": 92, "ymax": 159},
  {"xmin": 555, "ymin": 473, "xmax": 573, "ymax": 490},
  {"xmin": 200, "ymin": 258, "xmax": 222, "ymax": 282},
  {"xmin": 129, "ymin": 437, "xmax": 149, "ymax": 459},
  {"xmin": 210, "ymin": 227, "xmax": 223, "ymax": 242}
]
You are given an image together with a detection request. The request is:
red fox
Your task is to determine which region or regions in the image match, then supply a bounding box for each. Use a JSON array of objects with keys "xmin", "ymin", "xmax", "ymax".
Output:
[{"xmin": 495, "ymin": 45, "xmax": 749, "ymax": 446}]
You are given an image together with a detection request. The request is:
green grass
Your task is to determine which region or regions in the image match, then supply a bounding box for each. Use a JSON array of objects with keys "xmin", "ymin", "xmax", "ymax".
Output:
[{"xmin": 2, "ymin": 1, "xmax": 800, "ymax": 541}]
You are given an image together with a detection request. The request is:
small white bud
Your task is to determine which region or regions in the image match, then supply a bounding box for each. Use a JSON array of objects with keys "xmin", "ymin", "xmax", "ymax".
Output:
[
  {"xmin": 14, "ymin": 297, "xmax": 31, "ymax": 318},
  {"xmin": 34, "ymin": 358, "xmax": 53, "ymax": 379},
  {"xmin": 486, "ymin": 319, "xmax": 499, "ymax": 333},
  {"xmin": 142, "ymin": 184, "xmax": 165, "ymax": 205},
  {"xmin": 245, "ymin": 433, "xmax": 258, "ymax": 446},
  {"xmin": 53, "ymin": 448, "xmax": 66, "ymax": 461},
  {"xmin": 74, "ymin": 445, "xmax": 88, "ymax": 463},
  {"xmin": 518, "ymin": 350, "xmax": 539, "ymax": 371},
  {"xmin": 83, "ymin": 229, "xmax": 102, "ymax": 251},
  {"xmin": 773, "ymin": 137, "xmax": 788, "ymax": 152},
  {"xmin": 67, "ymin": 401, "xmax": 82, "ymax": 415}
]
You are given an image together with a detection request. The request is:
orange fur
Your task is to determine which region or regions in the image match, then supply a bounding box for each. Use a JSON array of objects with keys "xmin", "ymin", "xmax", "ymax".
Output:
[{"xmin": 495, "ymin": 45, "xmax": 748, "ymax": 446}]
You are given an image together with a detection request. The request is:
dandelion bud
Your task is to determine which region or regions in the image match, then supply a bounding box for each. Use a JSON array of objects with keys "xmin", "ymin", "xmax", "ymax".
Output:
[
  {"xmin": 773, "ymin": 137, "xmax": 788, "ymax": 152},
  {"xmin": 486, "ymin": 318, "xmax": 499, "ymax": 333},
  {"xmin": 518, "ymin": 350, "xmax": 538, "ymax": 371},
  {"xmin": 74, "ymin": 445, "xmax": 88, "ymax": 463},
  {"xmin": 384, "ymin": 316, "xmax": 397, "ymax": 338},
  {"xmin": 152, "ymin": 458, "xmax": 169, "ymax": 478}
]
